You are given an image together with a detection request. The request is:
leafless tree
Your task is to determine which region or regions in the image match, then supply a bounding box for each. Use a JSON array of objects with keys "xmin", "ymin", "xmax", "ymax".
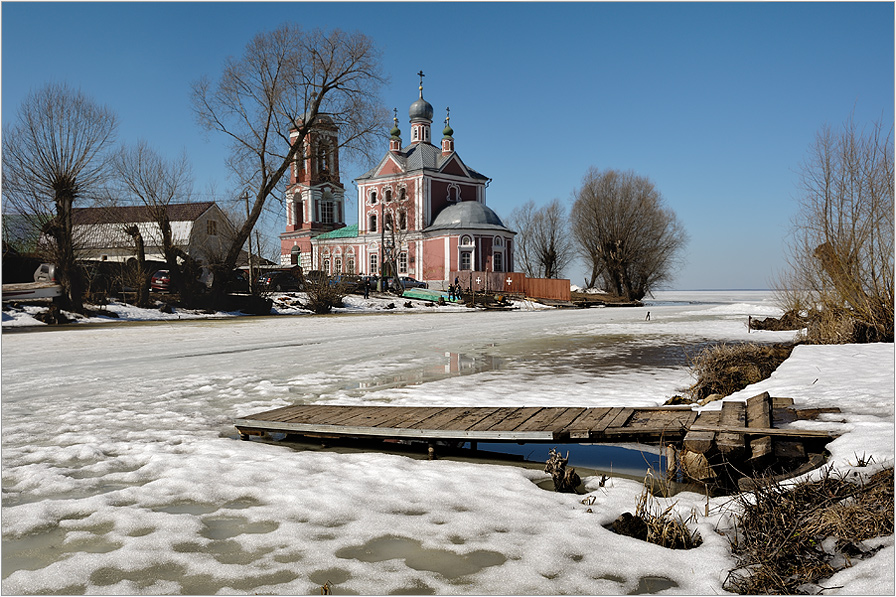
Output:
[
  {"xmin": 776, "ymin": 118, "xmax": 894, "ymax": 342},
  {"xmin": 111, "ymin": 141, "xmax": 198, "ymax": 306},
  {"xmin": 192, "ymin": 24, "xmax": 387, "ymax": 295},
  {"xmin": 508, "ymin": 199, "xmax": 573, "ymax": 279},
  {"xmin": 2, "ymin": 83, "xmax": 117, "ymax": 312},
  {"xmin": 571, "ymin": 167, "xmax": 687, "ymax": 301}
]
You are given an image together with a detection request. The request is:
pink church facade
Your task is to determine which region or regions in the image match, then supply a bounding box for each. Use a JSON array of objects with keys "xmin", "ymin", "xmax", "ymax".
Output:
[{"xmin": 280, "ymin": 76, "xmax": 515, "ymax": 287}]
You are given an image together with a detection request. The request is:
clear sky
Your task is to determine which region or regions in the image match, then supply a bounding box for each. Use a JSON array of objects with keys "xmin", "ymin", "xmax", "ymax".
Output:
[{"xmin": 3, "ymin": 2, "xmax": 892, "ymax": 290}]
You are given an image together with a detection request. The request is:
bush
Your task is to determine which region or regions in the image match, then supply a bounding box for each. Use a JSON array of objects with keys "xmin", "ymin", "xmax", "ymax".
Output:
[
  {"xmin": 724, "ymin": 466, "xmax": 894, "ymax": 594},
  {"xmin": 688, "ymin": 343, "xmax": 793, "ymax": 402},
  {"xmin": 303, "ymin": 278, "xmax": 345, "ymax": 314}
]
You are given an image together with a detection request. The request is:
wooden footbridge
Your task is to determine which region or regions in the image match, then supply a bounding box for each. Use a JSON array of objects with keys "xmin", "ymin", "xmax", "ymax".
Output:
[{"xmin": 235, "ymin": 393, "xmax": 839, "ymax": 482}]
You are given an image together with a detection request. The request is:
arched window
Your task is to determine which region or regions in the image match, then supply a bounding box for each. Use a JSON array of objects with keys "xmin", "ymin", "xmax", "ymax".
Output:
[
  {"xmin": 384, "ymin": 189, "xmax": 392, "ymax": 203},
  {"xmin": 460, "ymin": 235, "xmax": 473, "ymax": 246},
  {"xmin": 447, "ymin": 184, "xmax": 460, "ymax": 202},
  {"xmin": 368, "ymin": 213, "xmax": 377, "ymax": 233},
  {"xmin": 370, "ymin": 190, "xmax": 377, "ymax": 204},
  {"xmin": 384, "ymin": 213, "xmax": 393, "ymax": 231},
  {"xmin": 493, "ymin": 252, "xmax": 503, "ymax": 272},
  {"xmin": 494, "ymin": 236, "xmax": 503, "ymax": 247},
  {"xmin": 290, "ymin": 245, "xmax": 301, "ymax": 266},
  {"xmin": 398, "ymin": 210, "xmax": 407, "ymax": 231},
  {"xmin": 398, "ymin": 187, "xmax": 407, "ymax": 201}
]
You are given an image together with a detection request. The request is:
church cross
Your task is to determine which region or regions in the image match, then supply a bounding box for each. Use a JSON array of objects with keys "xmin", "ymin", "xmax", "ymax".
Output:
[{"xmin": 417, "ymin": 70, "xmax": 425, "ymax": 85}]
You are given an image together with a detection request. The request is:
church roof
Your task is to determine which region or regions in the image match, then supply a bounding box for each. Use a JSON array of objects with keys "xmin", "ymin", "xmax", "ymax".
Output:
[
  {"xmin": 426, "ymin": 201, "xmax": 514, "ymax": 234},
  {"xmin": 314, "ymin": 224, "xmax": 359, "ymax": 240},
  {"xmin": 356, "ymin": 143, "xmax": 488, "ymax": 181}
]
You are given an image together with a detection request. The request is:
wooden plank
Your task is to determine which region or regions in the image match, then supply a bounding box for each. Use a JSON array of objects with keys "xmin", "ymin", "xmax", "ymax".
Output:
[
  {"xmin": 749, "ymin": 436, "xmax": 773, "ymax": 461},
  {"xmin": 688, "ymin": 424, "xmax": 836, "ymax": 438},
  {"xmin": 280, "ymin": 405, "xmax": 349, "ymax": 424},
  {"xmin": 683, "ymin": 430, "xmax": 715, "ymax": 453},
  {"xmin": 332, "ymin": 407, "xmax": 421, "ymax": 429},
  {"xmin": 466, "ymin": 408, "xmax": 526, "ymax": 432},
  {"xmin": 717, "ymin": 401, "xmax": 747, "ymax": 454},
  {"xmin": 693, "ymin": 411, "xmax": 721, "ymax": 428},
  {"xmin": 437, "ymin": 408, "xmax": 505, "ymax": 431},
  {"xmin": 375, "ymin": 407, "xmax": 452, "ymax": 429},
  {"xmin": 562, "ymin": 408, "xmax": 617, "ymax": 439},
  {"xmin": 772, "ymin": 397, "xmax": 795, "ymax": 409},
  {"xmin": 514, "ymin": 408, "xmax": 575, "ymax": 432},
  {"xmin": 599, "ymin": 408, "xmax": 635, "ymax": 432},
  {"xmin": 746, "ymin": 392, "xmax": 772, "ymax": 429},
  {"xmin": 476, "ymin": 407, "xmax": 545, "ymax": 432},
  {"xmin": 545, "ymin": 408, "xmax": 589, "ymax": 432}
]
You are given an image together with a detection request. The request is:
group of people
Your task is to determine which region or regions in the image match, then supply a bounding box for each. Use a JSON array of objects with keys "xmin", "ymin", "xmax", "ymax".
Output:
[{"xmin": 447, "ymin": 277, "xmax": 462, "ymax": 301}]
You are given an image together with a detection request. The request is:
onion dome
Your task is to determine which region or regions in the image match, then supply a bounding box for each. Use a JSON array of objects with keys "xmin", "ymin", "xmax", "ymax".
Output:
[
  {"xmin": 409, "ymin": 93, "xmax": 433, "ymax": 123},
  {"xmin": 390, "ymin": 109, "xmax": 401, "ymax": 139},
  {"xmin": 442, "ymin": 108, "xmax": 453, "ymax": 138}
]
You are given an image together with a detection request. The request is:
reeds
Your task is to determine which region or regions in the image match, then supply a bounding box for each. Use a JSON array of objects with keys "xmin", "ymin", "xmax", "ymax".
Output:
[
  {"xmin": 687, "ymin": 342, "xmax": 794, "ymax": 402},
  {"xmin": 724, "ymin": 465, "xmax": 894, "ymax": 594}
]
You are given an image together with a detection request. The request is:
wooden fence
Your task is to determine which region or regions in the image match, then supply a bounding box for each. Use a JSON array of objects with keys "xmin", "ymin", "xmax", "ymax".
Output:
[{"xmin": 449, "ymin": 271, "xmax": 570, "ymax": 302}]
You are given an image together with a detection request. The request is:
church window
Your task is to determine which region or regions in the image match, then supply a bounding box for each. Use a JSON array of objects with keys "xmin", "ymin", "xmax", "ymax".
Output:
[
  {"xmin": 290, "ymin": 245, "xmax": 301, "ymax": 266},
  {"xmin": 370, "ymin": 253, "xmax": 378, "ymax": 275},
  {"xmin": 413, "ymin": 127, "xmax": 419, "ymax": 141},
  {"xmin": 368, "ymin": 213, "xmax": 377, "ymax": 233},
  {"xmin": 294, "ymin": 200, "xmax": 303, "ymax": 225},
  {"xmin": 494, "ymin": 236, "xmax": 503, "ymax": 247},
  {"xmin": 493, "ymin": 251, "xmax": 503, "ymax": 272},
  {"xmin": 398, "ymin": 210, "xmax": 407, "ymax": 231},
  {"xmin": 447, "ymin": 185, "xmax": 459, "ymax": 202},
  {"xmin": 460, "ymin": 251, "xmax": 472, "ymax": 271},
  {"xmin": 384, "ymin": 189, "xmax": 392, "ymax": 203},
  {"xmin": 398, "ymin": 187, "xmax": 407, "ymax": 201},
  {"xmin": 384, "ymin": 213, "xmax": 393, "ymax": 231},
  {"xmin": 323, "ymin": 258, "xmax": 330, "ymax": 274},
  {"xmin": 399, "ymin": 251, "xmax": 408, "ymax": 274},
  {"xmin": 321, "ymin": 201, "xmax": 334, "ymax": 224},
  {"xmin": 460, "ymin": 235, "xmax": 473, "ymax": 246},
  {"xmin": 347, "ymin": 256, "xmax": 355, "ymax": 274},
  {"xmin": 370, "ymin": 190, "xmax": 377, "ymax": 204},
  {"xmin": 335, "ymin": 256, "xmax": 342, "ymax": 273}
]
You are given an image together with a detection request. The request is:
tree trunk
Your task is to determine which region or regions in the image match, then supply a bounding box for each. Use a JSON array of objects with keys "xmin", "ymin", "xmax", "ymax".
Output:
[
  {"xmin": 54, "ymin": 190, "xmax": 84, "ymax": 313},
  {"xmin": 124, "ymin": 225, "xmax": 150, "ymax": 307}
]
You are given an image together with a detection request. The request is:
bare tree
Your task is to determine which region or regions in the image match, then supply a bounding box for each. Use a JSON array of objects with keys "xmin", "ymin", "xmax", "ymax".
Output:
[
  {"xmin": 192, "ymin": 24, "xmax": 387, "ymax": 296},
  {"xmin": 111, "ymin": 141, "xmax": 197, "ymax": 306},
  {"xmin": 2, "ymin": 83, "xmax": 117, "ymax": 312},
  {"xmin": 571, "ymin": 167, "xmax": 687, "ymax": 301},
  {"xmin": 776, "ymin": 118, "xmax": 894, "ymax": 343},
  {"xmin": 508, "ymin": 199, "xmax": 573, "ymax": 279}
]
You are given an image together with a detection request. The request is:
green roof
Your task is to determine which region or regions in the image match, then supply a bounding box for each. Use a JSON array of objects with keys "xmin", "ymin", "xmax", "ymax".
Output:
[{"xmin": 314, "ymin": 224, "xmax": 358, "ymax": 240}]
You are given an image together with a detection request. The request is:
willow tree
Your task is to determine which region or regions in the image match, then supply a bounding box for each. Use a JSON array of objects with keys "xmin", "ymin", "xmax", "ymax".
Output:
[
  {"xmin": 571, "ymin": 167, "xmax": 687, "ymax": 300},
  {"xmin": 777, "ymin": 118, "xmax": 894, "ymax": 343},
  {"xmin": 111, "ymin": 141, "xmax": 196, "ymax": 306},
  {"xmin": 508, "ymin": 199, "xmax": 574, "ymax": 279},
  {"xmin": 2, "ymin": 83, "xmax": 117, "ymax": 312},
  {"xmin": 192, "ymin": 24, "xmax": 387, "ymax": 294}
]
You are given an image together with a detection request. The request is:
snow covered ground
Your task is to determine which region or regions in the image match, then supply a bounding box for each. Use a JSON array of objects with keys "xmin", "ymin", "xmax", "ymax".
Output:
[{"xmin": 1, "ymin": 290, "xmax": 893, "ymax": 594}]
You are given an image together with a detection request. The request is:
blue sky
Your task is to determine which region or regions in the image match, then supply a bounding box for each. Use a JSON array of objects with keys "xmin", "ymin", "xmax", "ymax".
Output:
[{"xmin": 3, "ymin": 2, "xmax": 892, "ymax": 289}]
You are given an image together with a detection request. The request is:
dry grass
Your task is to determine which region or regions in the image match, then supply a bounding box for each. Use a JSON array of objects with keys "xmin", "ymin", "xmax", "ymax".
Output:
[
  {"xmin": 724, "ymin": 465, "xmax": 894, "ymax": 594},
  {"xmin": 687, "ymin": 342, "xmax": 794, "ymax": 402},
  {"xmin": 635, "ymin": 479, "xmax": 703, "ymax": 549}
]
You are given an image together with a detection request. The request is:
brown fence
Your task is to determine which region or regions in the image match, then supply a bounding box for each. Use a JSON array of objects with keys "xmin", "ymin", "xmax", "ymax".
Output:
[{"xmin": 449, "ymin": 271, "xmax": 570, "ymax": 301}]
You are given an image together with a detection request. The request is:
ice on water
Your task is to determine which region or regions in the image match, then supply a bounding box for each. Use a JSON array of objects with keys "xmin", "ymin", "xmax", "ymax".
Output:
[{"xmin": 2, "ymin": 291, "xmax": 893, "ymax": 594}]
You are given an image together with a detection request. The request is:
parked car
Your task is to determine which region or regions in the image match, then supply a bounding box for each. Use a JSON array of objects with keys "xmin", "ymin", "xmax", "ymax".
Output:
[
  {"xmin": 396, "ymin": 276, "xmax": 427, "ymax": 289},
  {"xmin": 328, "ymin": 274, "xmax": 364, "ymax": 293},
  {"xmin": 226, "ymin": 269, "xmax": 250, "ymax": 294},
  {"xmin": 257, "ymin": 270, "xmax": 301, "ymax": 292},
  {"xmin": 305, "ymin": 270, "xmax": 326, "ymax": 284},
  {"xmin": 150, "ymin": 270, "xmax": 170, "ymax": 292}
]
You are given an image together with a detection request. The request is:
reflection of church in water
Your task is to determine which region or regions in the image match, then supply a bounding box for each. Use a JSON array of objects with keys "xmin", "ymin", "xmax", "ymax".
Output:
[{"xmin": 279, "ymin": 73, "xmax": 516, "ymax": 286}]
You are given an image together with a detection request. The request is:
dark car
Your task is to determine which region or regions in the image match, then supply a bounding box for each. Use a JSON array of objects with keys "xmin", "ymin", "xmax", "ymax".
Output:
[
  {"xmin": 257, "ymin": 270, "xmax": 301, "ymax": 292},
  {"xmin": 150, "ymin": 270, "xmax": 171, "ymax": 292},
  {"xmin": 396, "ymin": 276, "xmax": 427, "ymax": 289},
  {"xmin": 226, "ymin": 269, "xmax": 250, "ymax": 293},
  {"xmin": 329, "ymin": 274, "xmax": 364, "ymax": 293}
]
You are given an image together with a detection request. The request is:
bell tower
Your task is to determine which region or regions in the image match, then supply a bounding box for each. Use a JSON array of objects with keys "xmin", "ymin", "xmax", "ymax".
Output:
[{"xmin": 280, "ymin": 113, "xmax": 346, "ymax": 268}]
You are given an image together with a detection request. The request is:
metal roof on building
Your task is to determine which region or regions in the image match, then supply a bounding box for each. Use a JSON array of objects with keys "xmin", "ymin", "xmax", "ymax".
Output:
[
  {"xmin": 313, "ymin": 224, "xmax": 359, "ymax": 240},
  {"xmin": 425, "ymin": 201, "xmax": 514, "ymax": 233},
  {"xmin": 356, "ymin": 143, "xmax": 488, "ymax": 181}
]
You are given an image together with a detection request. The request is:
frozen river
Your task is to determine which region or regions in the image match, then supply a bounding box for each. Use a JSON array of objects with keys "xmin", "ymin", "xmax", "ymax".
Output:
[{"xmin": 5, "ymin": 290, "xmax": 890, "ymax": 594}]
